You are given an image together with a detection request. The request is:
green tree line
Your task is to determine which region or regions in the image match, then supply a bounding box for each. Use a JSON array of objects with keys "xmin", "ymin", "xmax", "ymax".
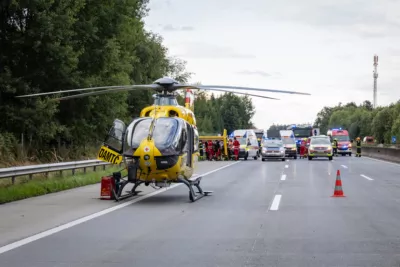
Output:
[
  {"xmin": 0, "ymin": 1, "xmax": 256, "ymax": 165},
  {"xmin": 193, "ymin": 91, "xmax": 255, "ymax": 135},
  {"xmin": 314, "ymin": 100, "xmax": 400, "ymax": 144},
  {"xmin": 268, "ymin": 100, "xmax": 400, "ymax": 144}
]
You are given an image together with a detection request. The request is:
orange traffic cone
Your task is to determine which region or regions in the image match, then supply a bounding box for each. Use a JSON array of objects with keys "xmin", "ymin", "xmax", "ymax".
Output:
[{"xmin": 332, "ymin": 170, "xmax": 345, "ymax": 197}]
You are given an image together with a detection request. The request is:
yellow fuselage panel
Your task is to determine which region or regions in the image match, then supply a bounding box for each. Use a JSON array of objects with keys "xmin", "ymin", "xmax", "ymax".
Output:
[
  {"xmin": 139, "ymin": 105, "xmax": 196, "ymax": 126},
  {"xmin": 132, "ymin": 139, "xmax": 195, "ymax": 182}
]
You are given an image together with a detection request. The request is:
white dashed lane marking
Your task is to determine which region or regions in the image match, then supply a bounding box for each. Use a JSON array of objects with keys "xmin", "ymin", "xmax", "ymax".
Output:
[
  {"xmin": 361, "ymin": 174, "xmax": 374, "ymax": 181},
  {"xmin": 270, "ymin": 195, "xmax": 282, "ymax": 211}
]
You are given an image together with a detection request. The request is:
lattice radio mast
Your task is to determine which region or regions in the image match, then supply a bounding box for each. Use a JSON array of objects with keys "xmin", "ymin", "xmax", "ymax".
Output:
[{"xmin": 373, "ymin": 54, "xmax": 378, "ymax": 108}]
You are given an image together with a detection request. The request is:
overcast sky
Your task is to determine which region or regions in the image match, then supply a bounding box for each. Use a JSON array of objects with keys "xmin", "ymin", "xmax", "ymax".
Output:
[{"xmin": 143, "ymin": 0, "xmax": 400, "ymax": 129}]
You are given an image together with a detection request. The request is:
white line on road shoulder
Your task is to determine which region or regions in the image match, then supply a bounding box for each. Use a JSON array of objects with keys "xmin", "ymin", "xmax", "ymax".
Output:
[
  {"xmin": 360, "ymin": 174, "xmax": 374, "ymax": 181},
  {"xmin": 0, "ymin": 161, "xmax": 240, "ymax": 255},
  {"xmin": 270, "ymin": 195, "xmax": 282, "ymax": 211},
  {"xmin": 362, "ymin": 156, "xmax": 400, "ymax": 167},
  {"xmin": 281, "ymin": 174, "xmax": 286, "ymax": 181},
  {"xmin": 285, "ymin": 165, "xmax": 289, "ymax": 168},
  {"xmin": 341, "ymin": 165, "xmax": 348, "ymax": 169}
]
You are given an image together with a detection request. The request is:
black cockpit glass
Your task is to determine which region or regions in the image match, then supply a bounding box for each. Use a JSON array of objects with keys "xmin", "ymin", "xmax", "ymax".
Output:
[{"xmin": 126, "ymin": 117, "xmax": 182, "ymax": 155}]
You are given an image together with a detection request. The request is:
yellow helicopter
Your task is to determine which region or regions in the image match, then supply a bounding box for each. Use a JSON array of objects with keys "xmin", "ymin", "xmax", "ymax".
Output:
[{"xmin": 17, "ymin": 77, "xmax": 311, "ymax": 202}]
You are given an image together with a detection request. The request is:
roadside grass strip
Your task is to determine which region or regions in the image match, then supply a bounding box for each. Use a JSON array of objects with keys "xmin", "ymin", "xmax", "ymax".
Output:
[{"xmin": 0, "ymin": 167, "xmax": 122, "ymax": 204}]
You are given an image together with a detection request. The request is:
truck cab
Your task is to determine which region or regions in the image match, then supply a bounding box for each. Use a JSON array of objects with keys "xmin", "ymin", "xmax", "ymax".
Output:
[{"xmin": 328, "ymin": 129, "xmax": 352, "ymax": 156}]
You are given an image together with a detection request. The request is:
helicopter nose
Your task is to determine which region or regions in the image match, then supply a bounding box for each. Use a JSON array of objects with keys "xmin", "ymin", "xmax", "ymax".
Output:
[{"xmin": 138, "ymin": 140, "xmax": 158, "ymax": 174}]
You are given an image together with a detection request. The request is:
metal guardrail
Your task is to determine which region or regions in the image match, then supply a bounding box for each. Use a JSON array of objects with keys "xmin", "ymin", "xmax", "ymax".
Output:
[{"xmin": 0, "ymin": 160, "xmax": 115, "ymax": 184}]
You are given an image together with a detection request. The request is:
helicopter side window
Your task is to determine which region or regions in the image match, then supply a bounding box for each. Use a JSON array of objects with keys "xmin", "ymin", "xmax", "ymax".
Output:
[
  {"xmin": 178, "ymin": 127, "xmax": 188, "ymax": 153},
  {"xmin": 193, "ymin": 128, "xmax": 199, "ymax": 152},
  {"xmin": 104, "ymin": 119, "xmax": 126, "ymax": 153}
]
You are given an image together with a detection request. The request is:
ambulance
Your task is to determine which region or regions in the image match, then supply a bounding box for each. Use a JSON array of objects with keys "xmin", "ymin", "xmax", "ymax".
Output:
[
  {"xmin": 232, "ymin": 129, "xmax": 260, "ymax": 160},
  {"xmin": 279, "ymin": 130, "xmax": 297, "ymax": 159}
]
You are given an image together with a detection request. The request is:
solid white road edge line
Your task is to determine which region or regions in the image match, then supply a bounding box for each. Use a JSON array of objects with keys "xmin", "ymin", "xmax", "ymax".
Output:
[
  {"xmin": 0, "ymin": 161, "xmax": 240, "ymax": 255},
  {"xmin": 341, "ymin": 165, "xmax": 348, "ymax": 169},
  {"xmin": 362, "ymin": 155, "xmax": 400, "ymax": 167},
  {"xmin": 270, "ymin": 194, "xmax": 282, "ymax": 211},
  {"xmin": 281, "ymin": 174, "xmax": 286, "ymax": 181},
  {"xmin": 360, "ymin": 174, "xmax": 374, "ymax": 181}
]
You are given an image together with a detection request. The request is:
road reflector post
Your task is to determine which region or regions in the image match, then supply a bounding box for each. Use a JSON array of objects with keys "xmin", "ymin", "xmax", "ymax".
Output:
[
  {"xmin": 332, "ymin": 170, "xmax": 345, "ymax": 197},
  {"xmin": 100, "ymin": 175, "xmax": 116, "ymax": 200}
]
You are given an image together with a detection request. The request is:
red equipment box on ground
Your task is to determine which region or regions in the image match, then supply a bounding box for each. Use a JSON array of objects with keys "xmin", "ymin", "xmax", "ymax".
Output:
[{"xmin": 100, "ymin": 176, "xmax": 115, "ymax": 200}]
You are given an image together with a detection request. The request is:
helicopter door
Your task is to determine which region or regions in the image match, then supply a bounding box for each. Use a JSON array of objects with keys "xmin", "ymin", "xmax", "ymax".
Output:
[
  {"xmin": 185, "ymin": 122, "xmax": 194, "ymax": 167},
  {"xmin": 97, "ymin": 119, "xmax": 126, "ymax": 164}
]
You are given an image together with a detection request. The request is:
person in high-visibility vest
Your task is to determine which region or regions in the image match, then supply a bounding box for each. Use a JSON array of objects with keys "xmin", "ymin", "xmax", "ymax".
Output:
[
  {"xmin": 332, "ymin": 138, "xmax": 338, "ymax": 156},
  {"xmin": 355, "ymin": 137, "xmax": 362, "ymax": 157},
  {"xmin": 199, "ymin": 141, "xmax": 204, "ymax": 160},
  {"xmin": 233, "ymin": 137, "xmax": 240, "ymax": 161}
]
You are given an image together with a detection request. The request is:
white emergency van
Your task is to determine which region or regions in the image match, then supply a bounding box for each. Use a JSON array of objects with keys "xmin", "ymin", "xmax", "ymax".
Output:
[{"xmin": 232, "ymin": 129, "xmax": 260, "ymax": 160}]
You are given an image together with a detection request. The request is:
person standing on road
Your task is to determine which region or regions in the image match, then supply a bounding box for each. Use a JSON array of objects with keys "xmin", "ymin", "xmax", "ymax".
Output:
[
  {"xmin": 199, "ymin": 141, "xmax": 204, "ymax": 160},
  {"xmin": 228, "ymin": 138, "xmax": 233, "ymax": 160},
  {"xmin": 300, "ymin": 138, "xmax": 306, "ymax": 159},
  {"xmin": 355, "ymin": 137, "xmax": 362, "ymax": 157},
  {"xmin": 233, "ymin": 137, "xmax": 240, "ymax": 161},
  {"xmin": 333, "ymin": 138, "xmax": 338, "ymax": 156},
  {"xmin": 207, "ymin": 140, "xmax": 214, "ymax": 160}
]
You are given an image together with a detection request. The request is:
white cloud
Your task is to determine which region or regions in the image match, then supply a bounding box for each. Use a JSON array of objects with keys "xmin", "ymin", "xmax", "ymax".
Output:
[
  {"xmin": 162, "ymin": 25, "xmax": 194, "ymax": 31},
  {"xmin": 143, "ymin": 0, "xmax": 400, "ymax": 129}
]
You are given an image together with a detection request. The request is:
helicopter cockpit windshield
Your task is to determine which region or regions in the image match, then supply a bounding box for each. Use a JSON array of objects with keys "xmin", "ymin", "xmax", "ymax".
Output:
[
  {"xmin": 153, "ymin": 95, "xmax": 178, "ymax": 106},
  {"xmin": 126, "ymin": 117, "xmax": 184, "ymax": 155}
]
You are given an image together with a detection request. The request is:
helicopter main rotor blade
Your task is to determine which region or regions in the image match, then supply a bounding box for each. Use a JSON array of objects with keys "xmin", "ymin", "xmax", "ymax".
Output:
[
  {"xmin": 50, "ymin": 85, "xmax": 163, "ymax": 101},
  {"xmin": 198, "ymin": 88, "xmax": 280, "ymax": 100},
  {"xmin": 16, "ymin": 84, "xmax": 162, "ymax": 98},
  {"xmin": 172, "ymin": 85, "xmax": 203, "ymax": 90},
  {"xmin": 197, "ymin": 85, "xmax": 311, "ymax": 95}
]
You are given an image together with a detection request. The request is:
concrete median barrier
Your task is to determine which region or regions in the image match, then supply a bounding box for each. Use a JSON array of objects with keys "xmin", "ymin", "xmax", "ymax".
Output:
[{"xmin": 362, "ymin": 146, "xmax": 400, "ymax": 163}]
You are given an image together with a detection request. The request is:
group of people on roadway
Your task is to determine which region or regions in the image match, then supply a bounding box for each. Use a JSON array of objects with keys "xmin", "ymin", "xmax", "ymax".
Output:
[{"xmin": 199, "ymin": 137, "xmax": 242, "ymax": 161}]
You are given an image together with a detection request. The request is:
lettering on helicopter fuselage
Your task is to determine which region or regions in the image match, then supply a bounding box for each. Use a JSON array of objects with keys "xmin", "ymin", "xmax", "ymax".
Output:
[{"xmin": 97, "ymin": 146, "xmax": 122, "ymax": 164}]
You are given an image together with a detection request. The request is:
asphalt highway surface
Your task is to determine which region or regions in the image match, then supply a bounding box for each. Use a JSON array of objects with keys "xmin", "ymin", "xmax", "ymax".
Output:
[{"xmin": 1, "ymin": 156, "xmax": 400, "ymax": 266}]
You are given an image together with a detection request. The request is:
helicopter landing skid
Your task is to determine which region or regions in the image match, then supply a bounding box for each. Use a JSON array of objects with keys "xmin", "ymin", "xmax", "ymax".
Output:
[
  {"xmin": 112, "ymin": 180, "xmax": 144, "ymax": 202},
  {"xmin": 178, "ymin": 175, "xmax": 213, "ymax": 202}
]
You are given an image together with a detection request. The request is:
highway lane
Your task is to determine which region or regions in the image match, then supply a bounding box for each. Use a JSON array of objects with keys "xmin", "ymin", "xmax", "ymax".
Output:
[
  {"xmin": 335, "ymin": 155, "xmax": 400, "ymax": 204},
  {"xmin": 0, "ymin": 161, "xmax": 233, "ymax": 248},
  {"xmin": 1, "ymin": 156, "xmax": 400, "ymax": 266},
  {"xmin": 261, "ymin": 157, "xmax": 400, "ymax": 266}
]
